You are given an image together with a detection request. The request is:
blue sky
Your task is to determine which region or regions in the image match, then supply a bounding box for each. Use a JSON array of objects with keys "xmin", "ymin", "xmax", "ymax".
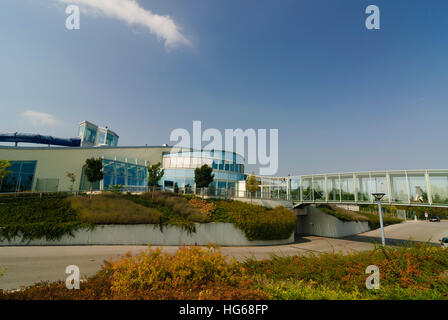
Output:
[{"xmin": 0, "ymin": 0, "xmax": 447, "ymax": 175}]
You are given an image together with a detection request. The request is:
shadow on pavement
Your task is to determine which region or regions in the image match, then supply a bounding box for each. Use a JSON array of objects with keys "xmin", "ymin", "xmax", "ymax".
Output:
[
  {"xmin": 345, "ymin": 235, "xmax": 439, "ymax": 247},
  {"xmin": 294, "ymin": 234, "xmax": 312, "ymax": 243}
]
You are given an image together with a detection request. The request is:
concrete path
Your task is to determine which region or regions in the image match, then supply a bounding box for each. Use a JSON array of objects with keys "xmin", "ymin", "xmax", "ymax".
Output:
[{"xmin": 347, "ymin": 220, "xmax": 448, "ymax": 245}]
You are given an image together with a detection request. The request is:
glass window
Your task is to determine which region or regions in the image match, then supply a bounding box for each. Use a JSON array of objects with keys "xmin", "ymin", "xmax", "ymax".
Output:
[
  {"xmin": 78, "ymin": 124, "xmax": 85, "ymax": 138},
  {"xmin": 98, "ymin": 131, "xmax": 106, "ymax": 144},
  {"xmin": 163, "ymin": 157, "xmax": 171, "ymax": 168},
  {"xmin": 356, "ymin": 175, "xmax": 372, "ymax": 202},
  {"xmin": 327, "ymin": 176, "xmax": 340, "ymax": 201},
  {"xmin": 390, "ymin": 174, "xmax": 408, "ymax": 203},
  {"xmin": 106, "ymin": 133, "xmax": 115, "ymax": 146},
  {"xmin": 176, "ymin": 157, "xmax": 184, "ymax": 168},
  {"xmin": 313, "ymin": 177, "xmax": 325, "ymax": 201},
  {"xmin": 290, "ymin": 178, "xmax": 300, "ymax": 201},
  {"xmin": 183, "ymin": 157, "xmax": 191, "ymax": 168},
  {"xmin": 341, "ymin": 175, "xmax": 355, "ymax": 200},
  {"xmin": 0, "ymin": 161, "xmax": 37, "ymax": 193},
  {"xmin": 192, "ymin": 157, "xmax": 200, "ymax": 167},
  {"xmin": 84, "ymin": 126, "xmax": 97, "ymax": 144},
  {"xmin": 302, "ymin": 177, "xmax": 312, "ymax": 201},
  {"xmin": 371, "ymin": 174, "xmax": 389, "ymax": 202},
  {"xmin": 429, "ymin": 173, "xmax": 448, "ymax": 204},
  {"xmin": 20, "ymin": 161, "xmax": 37, "ymax": 173}
]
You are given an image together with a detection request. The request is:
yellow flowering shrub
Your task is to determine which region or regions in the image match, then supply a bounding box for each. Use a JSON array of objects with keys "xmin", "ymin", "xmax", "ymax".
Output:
[
  {"xmin": 108, "ymin": 245, "xmax": 269, "ymax": 300},
  {"xmin": 188, "ymin": 198, "xmax": 217, "ymax": 216}
]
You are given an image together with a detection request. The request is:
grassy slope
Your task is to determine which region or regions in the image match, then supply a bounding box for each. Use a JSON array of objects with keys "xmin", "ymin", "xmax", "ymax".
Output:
[
  {"xmin": 68, "ymin": 195, "xmax": 162, "ymax": 224},
  {"xmin": 317, "ymin": 204, "xmax": 403, "ymax": 229}
]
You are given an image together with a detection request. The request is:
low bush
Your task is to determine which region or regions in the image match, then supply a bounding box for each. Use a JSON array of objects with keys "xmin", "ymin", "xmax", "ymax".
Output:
[
  {"xmin": 108, "ymin": 246, "xmax": 267, "ymax": 299},
  {"xmin": 0, "ymin": 246, "xmax": 268, "ymax": 300},
  {"xmin": 0, "ymin": 197, "xmax": 88, "ymax": 241},
  {"xmin": 245, "ymin": 243, "xmax": 448, "ymax": 300},
  {"xmin": 68, "ymin": 194, "xmax": 162, "ymax": 224},
  {"xmin": 209, "ymin": 200, "xmax": 297, "ymax": 241},
  {"xmin": 189, "ymin": 198, "xmax": 216, "ymax": 217},
  {"xmin": 2, "ymin": 244, "xmax": 447, "ymax": 300}
]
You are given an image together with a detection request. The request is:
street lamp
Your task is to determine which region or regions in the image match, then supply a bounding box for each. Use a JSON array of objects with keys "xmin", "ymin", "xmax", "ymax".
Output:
[{"xmin": 372, "ymin": 192, "xmax": 386, "ymax": 246}]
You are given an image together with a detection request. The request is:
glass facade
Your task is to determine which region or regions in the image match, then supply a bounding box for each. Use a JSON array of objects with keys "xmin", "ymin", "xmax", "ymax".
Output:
[
  {"xmin": 249, "ymin": 170, "xmax": 448, "ymax": 207},
  {"xmin": 0, "ymin": 161, "xmax": 37, "ymax": 192},
  {"xmin": 429, "ymin": 172, "xmax": 448, "ymax": 205},
  {"xmin": 78, "ymin": 121, "xmax": 119, "ymax": 147},
  {"xmin": 161, "ymin": 150, "xmax": 245, "ymax": 195},
  {"xmin": 84, "ymin": 125, "xmax": 97, "ymax": 144},
  {"xmin": 80, "ymin": 159, "xmax": 147, "ymax": 191},
  {"xmin": 106, "ymin": 133, "xmax": 118, "ymax": 147}
]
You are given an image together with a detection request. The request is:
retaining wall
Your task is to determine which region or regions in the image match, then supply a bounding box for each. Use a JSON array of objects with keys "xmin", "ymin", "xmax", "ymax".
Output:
[
  {"xmin": 0, "ymin": 222, "xmax": 295, "ymax": 246},
  {"xmin": 296, "ymin": 206, "xmax": 370, "ymax": 238}
]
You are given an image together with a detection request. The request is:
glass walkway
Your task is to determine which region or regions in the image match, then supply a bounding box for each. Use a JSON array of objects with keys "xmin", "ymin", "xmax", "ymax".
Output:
[{"xmin": 244, "ymin": 169, "xmax": 448, "ymax": 207}]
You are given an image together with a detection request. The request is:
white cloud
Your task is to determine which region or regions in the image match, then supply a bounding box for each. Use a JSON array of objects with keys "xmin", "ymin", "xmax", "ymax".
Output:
[
  {"xmin": 59, "ymin": 0, "xmax": 191, "ymax": 50},
  {"xmin": 21, "ymin": 111, "xmax": 61, "ymax": 126}
]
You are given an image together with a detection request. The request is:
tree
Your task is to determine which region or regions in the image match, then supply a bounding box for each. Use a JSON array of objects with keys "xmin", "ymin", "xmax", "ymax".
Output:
[
  {"xmin": 147, "ymin": 162, "xmax": 164, "ymax": 199},
  {"xmin": 84, "ymin": 158, "xmax": 104, "ymax": 195},
  {"xmin": 194, "ymin": 164, "xmax": 214, "ymax": 198},
  {"xmin": 0, "ymin": 160, "xmax": 12, "ymax": 182},
  {"xmin": 66, "ymin": 172, "xmax": 76, "ymax": 192},
  {"xmin": 246, "ymin": 172, "xmax": 259, "ymax": 204}
]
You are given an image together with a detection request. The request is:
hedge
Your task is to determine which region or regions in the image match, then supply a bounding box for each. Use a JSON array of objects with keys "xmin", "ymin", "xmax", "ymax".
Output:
[{"xmin": 209, "ymin": 199, "xmax": 297, "ymax": 241}]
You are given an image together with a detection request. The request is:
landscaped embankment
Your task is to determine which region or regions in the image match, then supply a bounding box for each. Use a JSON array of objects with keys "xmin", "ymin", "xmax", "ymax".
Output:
[
  {"xmin": 0, "ymin": 192, "xmax": 297, "ymax": 246},
  {"xmin": 295, "ymin": 204, "xmax": 403, "ymax": 238}
]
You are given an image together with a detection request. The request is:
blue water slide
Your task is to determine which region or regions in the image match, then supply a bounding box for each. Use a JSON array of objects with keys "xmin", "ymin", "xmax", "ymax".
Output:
[{"xmin": 0, "ymin": 133, "xmax": 81, "ymax": 147}]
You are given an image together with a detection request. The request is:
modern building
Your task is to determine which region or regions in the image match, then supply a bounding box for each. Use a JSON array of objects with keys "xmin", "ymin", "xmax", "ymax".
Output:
[
  {"xmin": 78, "ymin": 120, "xmax": 119, "ymax": 147},
  {"xmin": 1, "ymin": 121, "xmax": 448, "ymax": 207},
  {"xmin": 0, "ymin": 121, "xmax": 245, "ymax": 195},
  {"xmin": 161, "ymin": 150, "xmax": 245, "ymax": 196}
]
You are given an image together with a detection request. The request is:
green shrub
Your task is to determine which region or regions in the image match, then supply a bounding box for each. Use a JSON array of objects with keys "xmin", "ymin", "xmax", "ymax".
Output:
[
  {"xmin": 245, "ymin": 243, "xmax": 448, "ymax": 299},
  {"xmin": 209, "ymin": 200, "xmax": 297, "ymax": 241},
  {"xmin": 2, "ymin": 244, "xmax": 447, "ymax": 300},
  {"xmin": 0, "ymin": 197, "xmax": 88, "ymax": 241}
]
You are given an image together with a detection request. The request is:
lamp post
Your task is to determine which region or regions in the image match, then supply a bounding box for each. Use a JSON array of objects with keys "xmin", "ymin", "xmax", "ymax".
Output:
[{"xmin": 372, "ymin": 193, "xmax": 386, "ymax": 246}]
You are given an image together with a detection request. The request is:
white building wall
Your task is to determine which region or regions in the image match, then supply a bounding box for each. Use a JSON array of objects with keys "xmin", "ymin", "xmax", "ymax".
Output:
[{"xmin": 0, "ymin": 146, "xmax": 171, "ymax": 192}]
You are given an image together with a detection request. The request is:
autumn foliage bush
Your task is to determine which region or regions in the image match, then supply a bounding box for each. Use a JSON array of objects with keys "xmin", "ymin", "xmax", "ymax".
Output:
[
  {"xmin": 1, "ymin": 244, "xmax": 447, "ymax": 300},
  {"xmin": 108, "ymin": 245, "xmax": 268, "ymax": 300},
  {"xmin": 245, "ymin": 243, "xmax": 448, "ymax": 300},
  {"xmin": 188, "ymin": 198, "xmax": 216, "ymax": 217},
  {"xmin": 0, "ymin": 246, "xmax": 268, "ymax": 300}
]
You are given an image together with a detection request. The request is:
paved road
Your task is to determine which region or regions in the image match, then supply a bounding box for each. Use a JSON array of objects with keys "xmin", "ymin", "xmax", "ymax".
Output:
[
  {"xmin": 348, "ymin": 220, "xmax": 448, "ymax": 245},
  {"xmin": 0, "ymin": 220, "xmax": 446, "ymax": 291}
]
